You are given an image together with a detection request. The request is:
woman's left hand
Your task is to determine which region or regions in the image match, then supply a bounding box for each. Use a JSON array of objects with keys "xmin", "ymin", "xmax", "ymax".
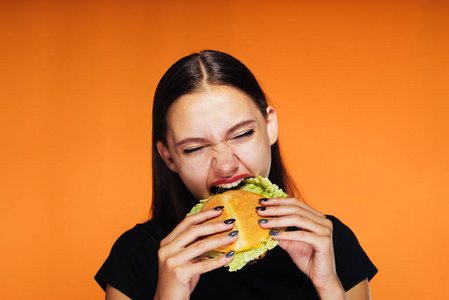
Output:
[{"xmin": 256, "ymin": 197, "xmax": 346, "ymax": 299}]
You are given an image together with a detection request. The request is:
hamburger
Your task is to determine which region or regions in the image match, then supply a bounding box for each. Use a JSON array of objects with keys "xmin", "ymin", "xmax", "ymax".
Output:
[{"xmin": 187, "ymin": 177, "xmax": 288, "ymax": 271}]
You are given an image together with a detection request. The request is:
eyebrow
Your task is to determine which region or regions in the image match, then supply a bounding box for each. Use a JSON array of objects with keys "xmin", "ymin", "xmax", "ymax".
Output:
[{"xmin": 175, "ymin": 119, "xmax": 256, "ymax": 147}]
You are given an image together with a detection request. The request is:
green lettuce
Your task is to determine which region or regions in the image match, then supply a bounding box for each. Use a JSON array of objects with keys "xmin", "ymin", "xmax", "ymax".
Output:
[
  {"xmin": 187, "ymin": 176, "xmax": 289, "ymax": 271},
  {"xmin": 238, "ymin": 176, "xmax": 289, "ymax": 199}
]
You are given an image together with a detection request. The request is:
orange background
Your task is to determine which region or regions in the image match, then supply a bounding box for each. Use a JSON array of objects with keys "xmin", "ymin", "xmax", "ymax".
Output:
[{"xmin": 1, "ymin": 0, "xmax": 448, "ymax": 299}]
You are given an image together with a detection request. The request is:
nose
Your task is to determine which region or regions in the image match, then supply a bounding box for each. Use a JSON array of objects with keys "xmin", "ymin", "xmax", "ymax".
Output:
[{"xmin": 211, "ymin": 143, "xmax": 239, "ymax": 176}]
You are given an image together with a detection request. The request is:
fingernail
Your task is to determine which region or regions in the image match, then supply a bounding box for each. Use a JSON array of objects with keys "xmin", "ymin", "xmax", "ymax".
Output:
[
  {"xmin": 259, "ymin": 198, "xmax": 269, "ymax": 202},
  {"xmin": 269, "ymin": 230, "xmax": 279, "ymax": 236},
  {"xmin": 214, "ymin": 206, "xmax": 224, "ymax": 211},
  {"xmin": 228, "ymin": 230, "xmax": 239, "ymax": 237},
  {"xmin": 256, "ymin": 206, "xmax": 266, "ymax": 211},
  {"xmin": 224, "ymin": 218, "xmax": 236, "ymax": 224},
  {"xmin": 225, "ymin": 251, "xmax": 235, "ymax": 258},
  {"xmin": 258, "ymin": 219, "xmax": 269, "ymax": 223}
]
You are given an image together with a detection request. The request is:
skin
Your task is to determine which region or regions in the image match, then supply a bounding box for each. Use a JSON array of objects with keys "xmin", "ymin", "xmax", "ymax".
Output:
[{"xmin": 105, "ymin": 85, "xmax": 372, "ymax": 300}]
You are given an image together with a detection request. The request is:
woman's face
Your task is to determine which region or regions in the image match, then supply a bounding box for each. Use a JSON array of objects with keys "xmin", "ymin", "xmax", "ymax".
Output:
[{"xmin": 157, "ymin": 85, "xmax": 278, "ymax": 200}]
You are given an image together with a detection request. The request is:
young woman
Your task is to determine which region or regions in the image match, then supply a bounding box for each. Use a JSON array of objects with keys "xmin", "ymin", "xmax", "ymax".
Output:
[{"xmin": 95, "ymin": 50, "xmax": 377, "ymax": 300}]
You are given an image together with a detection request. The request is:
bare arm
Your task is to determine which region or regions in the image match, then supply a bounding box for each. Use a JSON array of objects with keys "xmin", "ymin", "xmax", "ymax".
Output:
[
  {"xmin": 105, "ymin": 284, "xmax": 131, "ymax": 300},
  {"xmin": 346, "ymin": 278, "xmax": 371, "ymax": 300}
]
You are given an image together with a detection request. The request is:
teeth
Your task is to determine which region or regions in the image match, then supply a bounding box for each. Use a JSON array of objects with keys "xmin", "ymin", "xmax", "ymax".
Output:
[{"xmin": 216, "ymin": 178, "xmax": 244, "ymax": 189}]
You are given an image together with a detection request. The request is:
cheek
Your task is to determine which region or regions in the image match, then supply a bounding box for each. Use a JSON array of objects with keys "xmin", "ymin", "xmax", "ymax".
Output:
[
  {"xmin": 235, "ymin": 139, "xmax": 272, "ymax": 176},
  {"xmin": 255, "ymin": 147, "xmax": 272, "ymax": 177},
  {"xmin": 172, "ymin": 155, "xmax": 210, "ymax": 197},
  {"xmin": 177, "ymin": 159, "xmax": 206, "ymax": 182}
]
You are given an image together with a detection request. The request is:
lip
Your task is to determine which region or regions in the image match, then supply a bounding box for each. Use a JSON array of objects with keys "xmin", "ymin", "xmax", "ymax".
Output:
[{"xmin": 210, "ymin": 174, "xmax": 251, "ymax": 188}]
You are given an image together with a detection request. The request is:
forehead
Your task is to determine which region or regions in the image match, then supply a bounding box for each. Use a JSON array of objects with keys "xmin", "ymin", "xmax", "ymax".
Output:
[{"xmin": 166, "ymin": 86, "xmax": 263, "ymax": 140}]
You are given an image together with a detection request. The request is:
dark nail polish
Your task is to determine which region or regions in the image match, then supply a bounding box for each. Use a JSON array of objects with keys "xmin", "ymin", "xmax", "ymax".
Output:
[
  {"xmin": 259, "ymin": 198, "xmax": 269, "ymax": 202},
  {"xmin": 214, "ymin": 206, "xmax": 224, "ymax": 211},
  {"xmin": 269, "ymin": 230, "xmax": 279, "ymax": 236},
  {"xmin": 224, "ymin": 218, "xmax": 236, "ymax": 224},
  {"xmin": 258, "ymin": 219, "xmax": 269, "ymax": 223},
  {"xmin": 256, "ymin": 206, "xmax": 266, "ymax": 211},
  {"xmin": 228, "ymin": 230, "xmax": 239, "ymax": 237},
  {"xmin": 225, "ymin": 251, "xmax": 235, "ymax": 258}
]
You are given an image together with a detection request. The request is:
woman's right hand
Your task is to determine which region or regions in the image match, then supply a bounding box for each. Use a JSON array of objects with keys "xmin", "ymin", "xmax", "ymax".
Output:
[{"xmin": 154, "ymin": 206, "xmax": 238, "ymax": 300}]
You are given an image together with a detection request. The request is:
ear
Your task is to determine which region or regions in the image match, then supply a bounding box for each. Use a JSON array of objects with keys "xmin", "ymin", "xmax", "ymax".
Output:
[
  {"xmin": 156, "ymin": 140, "xmax": 178, "ymax": 173},
  {"xmin": 265, "ymin": 106, "xmax": 279, "ymax": 145}
]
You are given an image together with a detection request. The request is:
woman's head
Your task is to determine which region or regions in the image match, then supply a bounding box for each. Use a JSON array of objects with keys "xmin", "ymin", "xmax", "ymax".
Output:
[{"xmin": 151, "ymin": 50, "xmax": 297, "ymax": 231}]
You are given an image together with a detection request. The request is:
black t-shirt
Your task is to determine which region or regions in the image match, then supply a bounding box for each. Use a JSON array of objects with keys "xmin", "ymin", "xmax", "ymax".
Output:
[{"xmin": 95, "ymin": 216, "xmax": 377, "ymax": 299}]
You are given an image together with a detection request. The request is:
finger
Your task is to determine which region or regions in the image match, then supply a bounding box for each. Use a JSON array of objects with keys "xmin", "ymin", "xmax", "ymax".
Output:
[
  {"xmin": 259, "ymin": 197, "xmax": 324, "ymax": 217},
  {"xmin": 256, "ymin": 204, "xmax": 331, "ymax": 229},
  {"xmin": 165, "ymin": 230, "xmax": 239, "ymax": 267},
  {"xmin": 180, "ymin": 250, "xmax": 236, "ymax": 280},
  {"xmin": 162, "ymin": 219, "xmax": 236, "ymax": 257},
  {"xmin": 258, "ymin": 214, "xmax": 333, "ymax": 237},
  {"xmin": 162, "ymin": 207, "xmax": 225, "ymax": 246},
  {"xmin": 271, "ymin": 229, "xmax": 333, "ymax": 254}
]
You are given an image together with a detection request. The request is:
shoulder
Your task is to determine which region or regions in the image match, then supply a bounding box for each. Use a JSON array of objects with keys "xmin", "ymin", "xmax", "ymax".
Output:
[
  {"xmin": 95, "ymin": 220, "xmax": 167, "ymax": 300},
  {"xmin": 112, "ymin": 220, "xmax": 166, "ymax": 251},
  {"xmin": 326, "ymin": 215, "xmax": 367, "ymax": 250},
  {"xmin": 326, "ymin": 215, "xmax": 357, "ymax": 241},
  {"xmin": 104, "ymin": 220, "xmax": 167, "ymax": 269},
  {"xmin": 326, "ymin": 215, "xmax": 378, "ymax": 291}
]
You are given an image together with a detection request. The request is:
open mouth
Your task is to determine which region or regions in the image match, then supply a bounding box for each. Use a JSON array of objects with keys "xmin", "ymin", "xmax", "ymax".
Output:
[
  {"xmin": 216, "ymin": 177, "xmax": 246, "ymax": 189},
  {"xmin": 210, "ymin": 176, "xmax": 252, "ymax": 194}
]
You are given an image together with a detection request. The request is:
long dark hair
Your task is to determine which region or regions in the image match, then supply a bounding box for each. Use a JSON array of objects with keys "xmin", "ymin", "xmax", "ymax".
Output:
[{"xmin": 151, "ymin": 50, "xmax": 299, "ymax": 232}]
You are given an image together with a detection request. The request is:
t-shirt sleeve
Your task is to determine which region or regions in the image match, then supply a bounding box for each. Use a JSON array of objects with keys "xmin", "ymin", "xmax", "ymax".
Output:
[
  {"xmin": 95, "ymin": 223, "xmax": 163, "ymax": 300},
  {"xmin": 327, "ymin": 215, "xmax": 378, "ymax": 291}
]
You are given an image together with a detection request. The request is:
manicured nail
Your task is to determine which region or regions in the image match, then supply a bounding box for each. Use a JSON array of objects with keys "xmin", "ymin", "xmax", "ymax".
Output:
[
  {"xmin": 228, "ymin": 230, "xmax": 239, "ymax": 237},
  {"xmin": 224, "ymin": 218, "xmax": 236, "ymax": 224},
  {"xmin": 256, "ymin": 206, "xmax": 266, "ymax": 211},
  {"xmin": 225, "ymin": 251, "xmax": 235, "ymax": 258},
  {"xmin": 214, "ymin": 206, "xmax": 224, "ymax": 211},
  {"xmin": 259, "ymin": 198, "xmax": 269, "ymax": 202},
  {"xmin": 258, "ymin": 219, "xmax": 269, "ymax": 223},
  {"xmin": 269, "ymin": 230, "xmax": 279, "ymax": 236}
]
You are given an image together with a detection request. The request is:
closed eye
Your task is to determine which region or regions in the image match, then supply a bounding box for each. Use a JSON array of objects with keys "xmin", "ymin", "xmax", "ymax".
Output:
[
  {"xmin": 183, "ymin": 146, "xmax": 204, "ymax": 154},
  {"xmin": 233, "ymin": 129, "xmax": 254, "ymax": 140}
]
